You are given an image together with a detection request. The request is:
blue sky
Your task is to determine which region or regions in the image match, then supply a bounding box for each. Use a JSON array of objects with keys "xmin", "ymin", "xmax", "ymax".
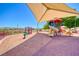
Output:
[
  {"xmin": 0, "ymin": 3, "xmax": 38, "ymax": 28},
  {"xmin": 0, "ymin": 3, "xmax": 79, "ymax": 28},
  {"xmin": 66, "ymin": 3, "xmax": 79, "ymax": 12}
]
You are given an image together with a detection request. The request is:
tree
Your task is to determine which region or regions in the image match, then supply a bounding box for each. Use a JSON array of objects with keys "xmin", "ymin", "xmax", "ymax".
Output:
[
  {"xmin": 76, "ymin": 18, "xmax": 79, "ymax": 27},
  {"xmin": 62, "ymin": 16, "xmax": 76, "ymax": 28},
  {"xmin": 43, "ymin": 21, "xmax": 49, "ymax": 30}
]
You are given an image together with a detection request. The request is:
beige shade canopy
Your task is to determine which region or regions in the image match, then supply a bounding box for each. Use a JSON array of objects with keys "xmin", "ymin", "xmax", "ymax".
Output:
[{"xmin": 27, "ymin": 3, "xmax": 79, "ymax": 22}]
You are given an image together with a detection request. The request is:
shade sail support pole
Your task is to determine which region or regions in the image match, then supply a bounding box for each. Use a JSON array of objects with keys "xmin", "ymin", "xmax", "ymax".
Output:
[
  {"xmin": 74, "ymin": 17, "xmax": 77, "ymax": 32},
  {"xmin": 37, "ymin": 22, "xmax": 39, "ymax": 33}
]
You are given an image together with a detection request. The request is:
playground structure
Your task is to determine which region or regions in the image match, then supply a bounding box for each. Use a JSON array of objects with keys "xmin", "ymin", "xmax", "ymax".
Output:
[
  {"xmin": 23, "ymin": 27, "xmax": 33, "ymax": 39},
  {"xmin": 27, "ymin": 3, "xmax": 79, "ymax": 36}
]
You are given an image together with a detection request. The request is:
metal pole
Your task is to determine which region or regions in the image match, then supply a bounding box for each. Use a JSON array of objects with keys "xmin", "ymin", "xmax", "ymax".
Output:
[
  {"xmin": 74, "ymin": 17, "xmax": 77, "ymax": 32},
  {"xmin": 17, "ymin": 24, "xmax": 18, "ymax": 29},
  {"xmin": 37, "ymin": 22, "xmax": 39, "ymax": 33},
  {"xmin": 75, "ymin": 17, "xmax": 76, "ymax": 29}
]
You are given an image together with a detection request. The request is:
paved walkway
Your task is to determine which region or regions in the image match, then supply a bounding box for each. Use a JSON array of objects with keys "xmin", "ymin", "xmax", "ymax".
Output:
[
  {"xmin": 1, "ymin": 33, "xmax": 79, "ymax": 56},
  {"xmin": 0, "ymin": 35, "xmax": 7, "ymax": 44},
  {"xmin": 0, "ymin": 36, "xmax": 5, "ymax": 40},
  {"xmin": 0, "ymin": 32, "xmax": 37, "ymax": 55}
]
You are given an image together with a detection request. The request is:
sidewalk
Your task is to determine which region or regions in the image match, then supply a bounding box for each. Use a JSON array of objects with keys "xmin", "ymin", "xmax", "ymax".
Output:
[
  {"xmin": 72, "ymin": 33, "xmax": 79, "ymax": 37},
  {"xmin": 39, "ymin": 31, "xmax": 79, "ymax": 37},
  {"xmin": 0, "ymin": 32, "xmax": 37, "ymax": 55}
]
